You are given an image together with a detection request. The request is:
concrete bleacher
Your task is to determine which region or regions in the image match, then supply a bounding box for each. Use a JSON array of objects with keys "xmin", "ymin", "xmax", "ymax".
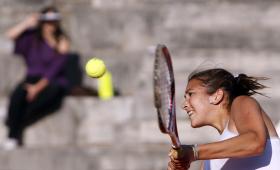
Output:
[{"xmin": 0, "ymin": 0, "xmax": 280, "ymax": 170}]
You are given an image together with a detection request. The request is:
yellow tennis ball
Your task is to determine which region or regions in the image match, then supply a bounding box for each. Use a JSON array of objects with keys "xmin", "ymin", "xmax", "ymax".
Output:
[{"xmin": 85, "ymin": 58, "xmax": 107, "ymax": 78}]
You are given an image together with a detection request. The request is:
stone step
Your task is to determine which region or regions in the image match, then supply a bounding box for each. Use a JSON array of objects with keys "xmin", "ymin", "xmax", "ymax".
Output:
[
  {"xmin": 138, "ymin": 48, "xmax": 280, "ymax": 99},
  {"xmin": 0, "ymin": 146, "xmax": 202, "ymax": 170},
  {"xmin": 0, "ymin": 95, "xmax": 278, "ymax": 170},
  {"xmin": 2, "ymin": 1, "xmax": 280, "ymax": 56},
  {"xmin": 0, "ymin": 53, "xmax": 25, "ymax": 96},
  {"xmin": 76, "ymin": 0, "xmax": 280, "ymax": 9},
  {"xmin": 1, "ymin": 48, "xmax": 280, "ymax": 98},
  {"xmin": 67, "ymin": 1, "xmax": 280, "ymax": 55},
  {"xmin": 3, "ymin": 2, "xmax": 267, "ymax": 54},
  {"xmin": 0, "ymin": 1, "xmax": 280, "ymax": 170},
  {"xmin": 0, "ymin": 96, "xmax": 219, "ymax": 147},
  {"xmin": 0, "ymin": 96, "xmax": 211, "ymax": 170}
]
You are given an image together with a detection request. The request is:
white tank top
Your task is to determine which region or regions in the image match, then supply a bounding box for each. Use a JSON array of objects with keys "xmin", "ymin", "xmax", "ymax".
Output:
[{"xmin": 204, "ymin": 126, "xmax": 280, "ymax": 170}]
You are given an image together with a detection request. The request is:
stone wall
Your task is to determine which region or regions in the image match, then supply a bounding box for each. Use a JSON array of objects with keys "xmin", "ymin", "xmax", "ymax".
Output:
[{"xmin": 0, "ymin": 0, "xmax": 280, "ymax": 170}]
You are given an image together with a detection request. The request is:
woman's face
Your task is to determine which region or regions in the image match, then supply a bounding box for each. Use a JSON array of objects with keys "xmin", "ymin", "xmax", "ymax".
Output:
[
  {"xmin": 41, "ymin": 12, "xmax": 59, "ymax": 34},
  {"xmin": 183, "ymin": 79, "xmax": 213, "ymax": 128},
  {"xmin": 42, "ymin": 21, "xmax": 57, "ymax": 34}
]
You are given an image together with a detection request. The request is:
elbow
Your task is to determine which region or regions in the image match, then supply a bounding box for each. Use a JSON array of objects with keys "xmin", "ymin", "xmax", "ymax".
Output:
[
  {"xmin": 5, "ymin": 32, "xmax": 14, "ymax": 40},
  {"xmin": 249, "ymin": 139, "xmax": 266, "ymax": 156},
  {"xmin": 245, "ymin": 132, "xmax": 267, "ymax": 156},
  {"xmin": 5, "ymin": 30, "xmax": 16, "ymax": 40},
  {"xmin": 255, "ymin": 142, "xmax": 266, "ymax": 156}
]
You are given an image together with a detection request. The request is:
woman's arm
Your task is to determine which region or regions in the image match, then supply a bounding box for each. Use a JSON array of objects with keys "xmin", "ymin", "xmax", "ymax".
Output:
[
  {"xmin": 25, "ymin": 78, "xmax": 49, "ymax": 102},
  {"xmin": 198, "ymin": 96, "xmax": 267, "ymax": 159},
  {"xmin": 5, "ymin": 13, "xmax": 39, "ymax": 40},
  {"xmin": 200, "ymin": 161, "xmax": 204, "ymax": 170},
  {"xmin": 168, "ymin": 96, "xmax": 267, "ymax": 170}
]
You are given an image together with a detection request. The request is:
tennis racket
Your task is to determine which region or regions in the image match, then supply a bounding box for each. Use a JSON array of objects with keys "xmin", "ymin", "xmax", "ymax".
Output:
[{"xmin": 153, "ymin": 44, "xmax": 181, "ymax": 149}]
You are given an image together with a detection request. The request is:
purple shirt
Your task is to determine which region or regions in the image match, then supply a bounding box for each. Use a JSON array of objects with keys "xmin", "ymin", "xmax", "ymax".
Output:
[{"xmin": 14, "ymin": 29, "xmax": 68, "ymax": 88}]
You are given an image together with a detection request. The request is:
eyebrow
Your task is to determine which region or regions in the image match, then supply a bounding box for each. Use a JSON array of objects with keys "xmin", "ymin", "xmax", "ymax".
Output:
[
  {"xmin": 184, "ymin": 88, "xmax": 192, "ymax": 98},
  {"xmin": 185, "ymin": 88, "xmax": 192, "ymax": 94}
]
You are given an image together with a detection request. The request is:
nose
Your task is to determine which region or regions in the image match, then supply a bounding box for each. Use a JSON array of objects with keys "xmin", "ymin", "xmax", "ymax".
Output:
[{"xmin": 181, "ymin": 98, "xmax": 190, "ymax": 111}]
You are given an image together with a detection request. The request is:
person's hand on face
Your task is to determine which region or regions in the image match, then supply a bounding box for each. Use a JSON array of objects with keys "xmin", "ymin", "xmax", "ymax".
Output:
[{"xmin": 57, "ymin": 36, "xmax": 70, "ymax": 54}]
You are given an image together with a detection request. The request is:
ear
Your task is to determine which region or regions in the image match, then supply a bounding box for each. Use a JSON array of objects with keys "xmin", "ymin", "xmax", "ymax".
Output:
[{"xmin": 209, "ymin": 89, "xmax": 224, "ymax": 105}]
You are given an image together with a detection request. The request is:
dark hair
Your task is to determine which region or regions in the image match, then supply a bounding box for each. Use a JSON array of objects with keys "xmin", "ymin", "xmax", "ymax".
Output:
[
  {"xmin": 188, "ymin": 68, "xmax": 268, "ymax": 102},
  {"xmin": 36, "ymin": 6, "xmax": 67, "ymax": 43}
]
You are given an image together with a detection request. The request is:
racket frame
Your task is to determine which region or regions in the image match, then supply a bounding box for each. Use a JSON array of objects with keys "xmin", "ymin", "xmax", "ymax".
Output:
[{"xmin": 153, "ymin": 44, "xmax": 181, "ymax": 149}]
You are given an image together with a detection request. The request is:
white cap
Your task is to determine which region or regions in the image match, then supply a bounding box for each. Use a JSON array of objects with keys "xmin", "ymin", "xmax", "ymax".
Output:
[{"xmin": 40, "ymin": 12, "xmax": 61, "ymax": 21}]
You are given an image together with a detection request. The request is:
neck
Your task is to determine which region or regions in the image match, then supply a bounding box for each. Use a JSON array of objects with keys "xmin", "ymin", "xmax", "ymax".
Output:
[
  {"xmin": 43, "ymin": 32, "xmax": 57, "ymax": 48},
  {"xmin": 211, "ymin": 107, "xmax": 230, "ymax": 134}
]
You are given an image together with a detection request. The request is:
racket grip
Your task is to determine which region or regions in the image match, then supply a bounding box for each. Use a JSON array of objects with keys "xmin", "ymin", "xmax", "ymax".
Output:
[{"xmin": 170, "ymin": 134, "xmax": 181, "ymax": 149}]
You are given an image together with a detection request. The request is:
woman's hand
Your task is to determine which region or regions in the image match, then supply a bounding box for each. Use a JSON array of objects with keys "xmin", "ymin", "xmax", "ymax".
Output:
[
  {"xmin": 6, "ymin": 13, "xmax": 39, "ymax": 40},
  {"xmin": 167, "ymin": 145, "xmax": 195, "ymax": 170},
  {"xmin": 24, "ymin": 78, "xmax": 49, "ymax": 102},
  {"xmin": 57, "ymin": 36, "xmax": 70, "ymax": 54},
  {"xmin": 25, "ymin": 83, "xmax": 41, "ymax": 102},
  {"xmin": 23, "ymin": 13, "xmax": 40, "ymax": 28}
]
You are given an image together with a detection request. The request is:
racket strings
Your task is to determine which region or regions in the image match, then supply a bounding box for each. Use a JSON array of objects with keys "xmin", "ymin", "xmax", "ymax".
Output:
[
  {"xmin": 156, "ymin": 54, "xmax": 173, "ymax": 131},
  {"xmin": 154, "ymin": 45, "xmax": 180, "ymax": 148}
]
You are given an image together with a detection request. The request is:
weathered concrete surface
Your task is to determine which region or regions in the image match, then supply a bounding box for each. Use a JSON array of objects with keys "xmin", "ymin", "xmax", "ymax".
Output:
[
  {"xmin": 0, "ymin": 96, "xmax": 213, "ymax": 170},
  {"xmin": 0, "ymin": 0, "xmax": 280, "ymax": 170}
]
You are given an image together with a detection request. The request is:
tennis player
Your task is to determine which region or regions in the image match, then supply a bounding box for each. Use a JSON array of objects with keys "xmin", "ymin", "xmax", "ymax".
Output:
[{"xmin": 168, "ymin": 68, "xmax": 280, "ymax": 170}]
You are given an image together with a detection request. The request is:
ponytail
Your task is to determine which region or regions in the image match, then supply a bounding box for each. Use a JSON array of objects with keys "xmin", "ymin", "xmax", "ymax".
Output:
[
  {"xmin": 233, "ymin": 74, "xmax": 268, "ymax": 97},
  {"xmin": 188, "ymin": 68, "xmax": 268, "ymax": 103}
]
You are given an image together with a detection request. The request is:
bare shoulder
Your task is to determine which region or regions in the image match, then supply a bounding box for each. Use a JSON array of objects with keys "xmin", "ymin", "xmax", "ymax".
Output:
[
  {"xmin": 231, "ymin": 96, "xmax": 261, "ymax": 116},
  {"xmin": 232, "ymin": 96, "xmax": 259, "ymax": 108}
]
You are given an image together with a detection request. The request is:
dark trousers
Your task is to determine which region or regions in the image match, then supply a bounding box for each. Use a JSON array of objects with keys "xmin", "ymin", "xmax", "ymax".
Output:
[{"xmin": 5, "ymin": 76, "xmax": 66, "ymax": 145}]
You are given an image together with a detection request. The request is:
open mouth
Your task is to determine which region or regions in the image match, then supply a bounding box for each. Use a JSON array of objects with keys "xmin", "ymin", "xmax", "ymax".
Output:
[{"xmin": 187, "ymin": 111, "xmax": 194, "ymax": 118}]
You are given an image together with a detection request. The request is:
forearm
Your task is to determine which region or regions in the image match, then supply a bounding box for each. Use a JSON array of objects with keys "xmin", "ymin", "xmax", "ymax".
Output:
[
  {"xmin": 6, "ymin": 14, "xmax": 38, "ymax": 40},
  {"xmin": 35, "ymin": 78, "xmax": 49, "ymax": 92},
  {"xmin": 198, "ymin": 132, "xmax": 266, "ymax": 160},
  {"xmin": 5, "ymin": 21, "xmax": 30, "ymax": 40},
  {"xmin": 200, "ymin": 161, "xmax": 204, "ymax": 170},
  {"xmin": 24, "ymin": 78, "xmax": 49, "ymax": 102}
]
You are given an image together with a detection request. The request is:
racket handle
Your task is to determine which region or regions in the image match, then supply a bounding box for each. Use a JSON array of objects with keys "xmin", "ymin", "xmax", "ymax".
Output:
[{"xmin": 170, "ymin": 134, "xmax": 181, "ymax": 149}]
